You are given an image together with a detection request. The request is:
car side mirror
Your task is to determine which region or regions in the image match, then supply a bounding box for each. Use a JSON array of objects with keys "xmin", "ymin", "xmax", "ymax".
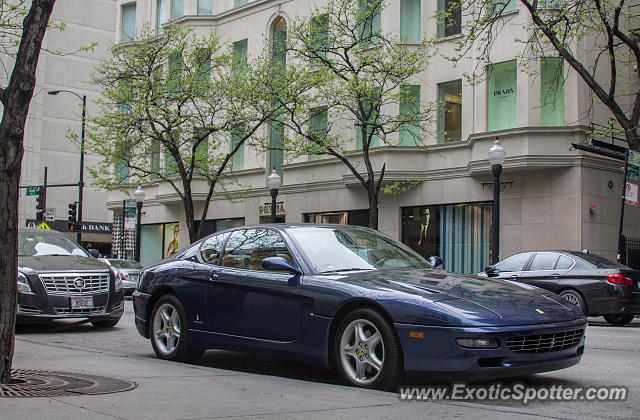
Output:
[
  {"xmin": 88, "ymin": 249, "xmax": 100, "ymax": 258},
  {"xmin": 262, "ymin": 257, "xmax": 302, "ymax": 275},
  {"xmin": 428, "ymin": 256, "xmax": 443, "ymax": 269},
  {"xmin": 484, "ymin": 266, "xmax": 498, "ymax": 277}
]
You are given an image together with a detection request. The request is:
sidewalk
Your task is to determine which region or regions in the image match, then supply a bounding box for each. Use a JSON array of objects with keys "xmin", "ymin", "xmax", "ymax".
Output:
[{"xmin": 3, "ymin": 334, "xmax": 550, "ymax": 420}]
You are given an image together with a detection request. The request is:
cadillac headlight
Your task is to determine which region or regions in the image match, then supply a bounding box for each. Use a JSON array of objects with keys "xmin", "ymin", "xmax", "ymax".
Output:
[{"xmin": 17, "ymin": 272, "xmax": 32, "ymax": 293}]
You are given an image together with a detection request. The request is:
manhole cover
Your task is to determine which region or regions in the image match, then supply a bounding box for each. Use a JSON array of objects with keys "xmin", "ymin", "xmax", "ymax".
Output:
[{"xmin": 0, "ymin": 369, "xmax": 137, "ymax": 398}]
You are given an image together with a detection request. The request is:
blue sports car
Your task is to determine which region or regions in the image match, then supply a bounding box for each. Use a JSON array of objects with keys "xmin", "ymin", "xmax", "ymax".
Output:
[{"xmin": 133, "ymin": 224, "xmax": 586, "ymax": 389}]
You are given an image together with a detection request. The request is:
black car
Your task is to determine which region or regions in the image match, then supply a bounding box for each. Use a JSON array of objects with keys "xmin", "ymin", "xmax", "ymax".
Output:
[
  {"xmin": 17, "ymin": 228, "xmax": 124, "ymax": 327},
  {"xmin": 481, "ymin": 250, "xmax": 640, "ymax": 326}
]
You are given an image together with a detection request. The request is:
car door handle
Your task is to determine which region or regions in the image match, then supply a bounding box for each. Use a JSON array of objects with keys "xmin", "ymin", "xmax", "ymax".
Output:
[
  {"xmin": 550, "ymin": 273, "xmax": 560, "ymax": 279},
  {"xmin": 510, "ymin": 275, "xmax": 519, "ymax": 278},
  {"xmin": 210, "ymin": 273, "xmax": 219, "ymax": 281}
]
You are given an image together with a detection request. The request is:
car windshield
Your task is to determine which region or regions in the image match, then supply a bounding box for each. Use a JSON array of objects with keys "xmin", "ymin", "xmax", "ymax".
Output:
[
  {"xmin": 287, "ymin": 226, "xmax": 431, "ymax": 273},
  {"xmin": 566, "ymin": 252, "xmax": 630, "ymax": 269},
  {"xmin": 107, "ymin": 260, "xmax": 143, "ymax": 269},
  {"xmin": 18, "ymin": 230, "xmax": 88, "ymax": 257}
]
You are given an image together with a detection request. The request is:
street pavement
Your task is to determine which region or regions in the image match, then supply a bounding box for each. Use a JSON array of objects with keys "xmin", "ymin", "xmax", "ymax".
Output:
[{"xmin": 4, "ymin": 301, "xmax": 639, "ymax": 420}]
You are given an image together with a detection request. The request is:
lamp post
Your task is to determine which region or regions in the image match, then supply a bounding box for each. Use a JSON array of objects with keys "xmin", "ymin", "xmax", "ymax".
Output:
[
  {"xmin": 488, "ymin": 138, "xmax": 506, "ymax": 265},
  {"xmin": 48, "ymin": 89, "xmax": 86, "ymax": 243},
  {"xmin": 134, "ymin": 186, "xmax": 146, "ymax": 262},
  {"xmin": 266, "ymin": 169, "xmax": 281, "ymax": 223}
]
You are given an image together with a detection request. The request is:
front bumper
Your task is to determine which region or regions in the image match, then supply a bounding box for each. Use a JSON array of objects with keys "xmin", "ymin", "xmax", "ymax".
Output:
[
  {"xmin": 132, "ymin": 290, "xmax": 152, "ymax": 338},
  {"xmin": 396, "ymin": 318, "xmax": 587, "ymax": 379},
  {"xmin": 17, "ymin": 290, "xmax": 124, "ymax": 323}
]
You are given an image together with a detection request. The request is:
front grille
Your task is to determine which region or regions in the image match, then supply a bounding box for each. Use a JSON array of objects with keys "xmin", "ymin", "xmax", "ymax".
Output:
[
  {"xmin": 507, "ymin": 329, "xmax": 584, "ymax": 353},
  {"xmin": 39, "ymin": 272, "xmax": 110, "ymax": 295},
  {"xmin": 54, "ymin": 306, "xmax": 106, "ymax": 315}
]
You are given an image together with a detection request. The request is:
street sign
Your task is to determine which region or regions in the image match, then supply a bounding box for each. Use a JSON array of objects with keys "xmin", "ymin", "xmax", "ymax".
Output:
[
  {"xmin": 627, "ymin": 150, "xmax": 639, "ymax": 181},
  {"xmin": 124, "ymin": 199, "xmax": 137, "ymax": 217},
  {"xmin": 124, "ymin": 216, "xmax": 136, "ymax": 230},
  {"xmin": 26, "ymin": 186, "xmax": 39, "ymax": 196},
  {"xmin": 37, "ymin": 221, "xmax": 51, "ymax": 229},
  {"xmin": 625, "ymin": 182, "xmax": 638, "ymax": 206},
  {"xmin": 46, "ymin": 208, "xmax": 55, "ymax": 222}
]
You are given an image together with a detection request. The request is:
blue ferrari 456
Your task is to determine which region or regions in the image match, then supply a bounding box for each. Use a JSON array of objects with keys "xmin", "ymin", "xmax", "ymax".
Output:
[{"xmin": 133, "ymin": 224, "xmax": 586, "ymax": 389}]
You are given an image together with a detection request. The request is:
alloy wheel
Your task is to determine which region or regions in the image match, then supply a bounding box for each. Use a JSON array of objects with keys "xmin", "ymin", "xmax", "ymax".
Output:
[
  {"xmin": 339, "ymin": 319, "xmax": 384, "ymax": 386},
  {"xmin": 152, "ymin": 303, "xmax": 181, "ymax": 355}
]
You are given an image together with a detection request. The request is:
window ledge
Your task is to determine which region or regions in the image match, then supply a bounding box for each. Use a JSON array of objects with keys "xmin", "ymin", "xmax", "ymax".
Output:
[
  {"xmin": 490, "ymin": 8, "xmax": 519, "ymax": 19},
  {"xmin": 436, "ymin": 33, "xmax": 464, "ymax": 44}
]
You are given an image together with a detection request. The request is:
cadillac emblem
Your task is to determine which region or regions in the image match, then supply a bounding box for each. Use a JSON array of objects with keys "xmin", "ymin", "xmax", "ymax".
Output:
[{"xmin": 74, "ymin": 278, "xmax": 86, "ymax": 289}]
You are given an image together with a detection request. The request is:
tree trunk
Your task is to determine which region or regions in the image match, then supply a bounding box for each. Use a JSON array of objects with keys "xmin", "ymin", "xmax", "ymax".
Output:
[
  {"xmin": 0, "ymin": 0, "xmax": 56, "ymax": 384},
  {"xmin": 367, "ymin": 185, "xmax": 379, "ymax": 230}
]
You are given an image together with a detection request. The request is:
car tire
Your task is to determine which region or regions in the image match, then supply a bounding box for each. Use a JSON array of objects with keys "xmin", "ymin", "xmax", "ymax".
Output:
[
  {"xmin": 603, "ymin": 314, "xmax": 635, "ymax": 327},
  {"xmin": 91, "ymin": 318, "xmax": 121, "ymax": 328},
  {"xmin": 559, "ymin": 290, "xmax": 587, "ymax": 315},
  {"xmin": 333, "ymin": 308, "xmax": 403, "ymax": 390},
  {"xmin": 150, "ymin": 294, "xmax": 203, "ymax": 362}
]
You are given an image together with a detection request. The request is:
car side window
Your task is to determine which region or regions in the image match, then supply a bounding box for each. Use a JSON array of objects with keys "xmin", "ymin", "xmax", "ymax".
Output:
[
  {"xmin": 200, "ymin": 234, "xmax": 226, "ymax": 265},
  {"xmin": 495, "ymin": 253, "xmax": 531, "ymax": 272},
  {"xmin": 221, "ymin": 229, "xmax": 293, "ymax": 271},
  {"xmin": 555, "ymin": 255, "xmax": 574, "ymax": 270},
  {"xmin": 528, "ymin": 253, "xmax": 560, "ymax": 271}
]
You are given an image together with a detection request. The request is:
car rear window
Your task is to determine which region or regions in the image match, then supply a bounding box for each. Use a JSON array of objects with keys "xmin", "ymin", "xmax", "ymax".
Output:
[
  {"xmin": 108, "ymin": 260, "xmax": 143, "ymax": 269},
  {"xmin": 568, "ymin": 252, "xmax": 630, "ymax": 269}
]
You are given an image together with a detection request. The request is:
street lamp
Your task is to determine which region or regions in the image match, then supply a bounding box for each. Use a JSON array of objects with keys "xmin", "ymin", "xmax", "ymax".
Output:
[
  {"xmin": 48, "ymin": 89, "xmax": 86, "ymax": 244},
  {"xmin": 134, "ymin": 186, "xmax": 146, "ymax": 262},
  {"xmin": 488, "ymin": 138, "xmax": 506, "ymax": 265},
  {"xmin": 266, "ymin": 169, "xmax": 281, "ymax": 223}
]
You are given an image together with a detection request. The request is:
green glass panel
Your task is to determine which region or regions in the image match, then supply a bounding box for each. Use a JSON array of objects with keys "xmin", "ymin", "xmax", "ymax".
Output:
[
  {"xmin": 401, "ymin": 0, "xmax": 421, "ymax": 42},
  {"xmin": 116, "ymin": 161, "xmax": 130, "ymax": 183},
  {"xmin": 490, "ymin": 0, "xmax": 516, "ymax": 14},
  {"xmin": 311, "ymin": 14, "xmax": 329, "ymax": 69},
  {"xmin": 150, "ymin": 140, "xmax": 160, "ymax": 180},
  {"xmin": 121, "ymin": 3, "xmax": 136, "ymax": 42},
  {"xmin": 273, "ymin": 17, "xmax": 287, "ymax": 70},
  {"xmin": 198, "ymin": 0, "xmax": 212, "ymax": 14},
  {"xmin": 487, "ymin": 60, "xmax": 517, "ymax": 131},
  {"xmin": 438, "ymin": 0, "xmax": 461, "ymax": 38},
  {"xmin": 156, "ymin": 0, "xmax": 166, "ymax": 35},
  {"xmin": 233, "ymin": 39, "xmax": 248, "ymax": 78},
  {"xmin": 359, "ymin": 0, "xmax": 381, "ymax": 44},
  {"xmin": 235, "ymin": 0, "xmax": 248, "ymax": 6},
  {"xmin": 541, "ymin": 57, "xmax": 564, "ymax": 126},
  {"xmin": 309, "ymin": 106, "xmax": 328, "ymax": 159},
  {"xmin": 171, "ymin": 0, "xmax": 183, "ymax": 19},
  {"xmin": 399, "ymin": 85, "xmax": 420, "ymax": 146},
  {"xmin": 231, "ymin": 129, "xmax": 245, "ymax": 170}
]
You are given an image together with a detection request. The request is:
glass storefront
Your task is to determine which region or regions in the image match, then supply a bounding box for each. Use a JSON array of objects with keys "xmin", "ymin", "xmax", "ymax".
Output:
[
  {"xmin": 402, "ymin": 203, "xmax": 491, "ymax": 274},
  {"xmin": 487, "ymin": 60, "xmax": 517, "ymax": 131}
]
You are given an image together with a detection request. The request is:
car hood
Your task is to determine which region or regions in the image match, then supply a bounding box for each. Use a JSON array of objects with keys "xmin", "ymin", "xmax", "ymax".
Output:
[
  {"xmin": 18, "ymin": 255, "xmax": 111, "ymax": 273},
  {"xmin": 332, "ymin": 268, "xmax": 582, "ymax": 325}
]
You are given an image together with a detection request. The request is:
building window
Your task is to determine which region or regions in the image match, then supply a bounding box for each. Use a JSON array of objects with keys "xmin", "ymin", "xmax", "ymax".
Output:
[
  {"xmin": 194, "ymin": 130, "xmax": 209, "ymax": 171},
  {"xmin": 269, "ymin": 120, "xmax": 284, "ymax": 177},
  {"xmin": 231, "ymin": 128, "xmax": 245, "ymax": 171},
  {"xmin": 305, "ymin": 210, "xmax": 369, "ymax": 226},
  {"xmin": 402, "ymin": 203, "xmax": 491, "ymax": 274},
  {"xmin": 311, "ymin": 14, "xmax": 329, "ymax": 69},
  {"xmin": 115, "ymin": 161, "xmax": 130, "ymax": 184},
  {"xmin": 438, "ymin": 80, "xmax": 462, "ymax": 142},
  {"xmin": 541, "ymin": 57, "xmax": 564, "ymax": 126},
  {"xmin": 490, "ymin": 0, "xmax": 516, "ymax": 14},
  {"xmin": 401, "ymin": 0, "xmax": 421, "ymax": 42},
  {"xmin": 232, "ymin": 39, "xmax": 248, "ymax": 78},
  {"xmin": 487, "ymin": 60, "xmax": 517, "ymax": 131},
  {"xmin": 235, "ymin": 0, "xmax": 248, "ymax": 6},
  {"xmin": 121, "ymin": 2, "xmax": 136, "ymax": 42},
  {"xmin": 150, "ymin": 139, "xmax": 160, "ymax": 180},
  {"xmin": 156, "ymin": 0, "xmax": 166, "ymax": 34},
  {"xmin": 309, "ymin": 106, "xmax": 328, "ymax": 159},
  {"xmin": 171, "ymin": 0, "xmax": 184, "ymax": 19},
  {"xmin": 438, "ymin": 0, "xmax": 461, "ymax": 38},
  {"xmin": 399, "ymin": 85, "xmax": 420, "ymax": 146},
  {"xmin": 357, "ymin": 90, "xmax": 381, "ymax": 149},
  {"xmin": 198, "ymin": 0, "xmax": 213, "ymax": 14},
  {"xmin": 359, "ymin": 0, "xmax": 381, "ymax": 44}
]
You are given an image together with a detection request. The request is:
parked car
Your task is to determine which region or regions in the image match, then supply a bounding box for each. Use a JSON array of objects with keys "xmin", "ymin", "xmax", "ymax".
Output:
[
  {"xmin": 480, "ymin": 250, "xmax": 640, "ymax": 326},
  {"xmin": 17, "ymin": 228, "xmax": 124, "ymax": 327},
  {"xmin": 100, "ymin": 258, "xmax": 143, "ymax": 296},
  {"xmin": 133, "ymin": 224, "xmax": 586, "ymax": 389}
]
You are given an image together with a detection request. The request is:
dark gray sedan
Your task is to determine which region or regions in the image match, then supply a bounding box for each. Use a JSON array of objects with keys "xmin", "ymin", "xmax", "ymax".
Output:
[
  {"xmin": 481, "ymin": 250, "xmax": 640, "ymax": 326},
  {"xmin": 17, "ymin": 228, "xmax": 124, "ymax": 327}
]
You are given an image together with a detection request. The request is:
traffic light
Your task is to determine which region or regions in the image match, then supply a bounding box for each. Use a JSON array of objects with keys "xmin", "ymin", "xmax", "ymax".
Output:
[
  {"xmin": 68, "ymin": 202, "xmax": 77, "ymax": 230},
  {"xmin": 35, "ymin": 186, "xmax": 46, "ymax": 222}
]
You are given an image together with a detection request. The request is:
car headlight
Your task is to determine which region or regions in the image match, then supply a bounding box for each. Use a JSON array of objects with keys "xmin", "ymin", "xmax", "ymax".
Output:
[
  {"xmin": 456, "ymin": 338, "xmax": 500, "ymax": 349},
  {"xmin": 114, "ymin": 271, "xmax": 125, "ymax": 292},
  {"xmin": 17, "ymin": 271, "xmax": 32, "ymax": 293}
]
